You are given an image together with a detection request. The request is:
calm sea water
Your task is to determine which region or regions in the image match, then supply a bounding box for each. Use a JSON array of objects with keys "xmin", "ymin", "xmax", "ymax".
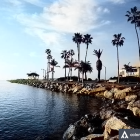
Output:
[{"xmin": 0, "ymin": 81, "xmax": 101, "ymax": 140}]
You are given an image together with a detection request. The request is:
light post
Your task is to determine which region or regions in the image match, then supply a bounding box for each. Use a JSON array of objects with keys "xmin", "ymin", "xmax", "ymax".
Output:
[
  {"xmin": 103, "ymin": 65, "xmax": 106, "ymax": 81},
  {"xmin": 41, "ymin": 69, "xmax": 45, "ymax": 80}
]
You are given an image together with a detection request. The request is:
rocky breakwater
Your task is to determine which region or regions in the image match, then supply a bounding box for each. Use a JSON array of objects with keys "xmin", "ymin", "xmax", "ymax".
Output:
[{"xmin": 63, "ymin": 85, "xmax": 140, "ymax": 140}]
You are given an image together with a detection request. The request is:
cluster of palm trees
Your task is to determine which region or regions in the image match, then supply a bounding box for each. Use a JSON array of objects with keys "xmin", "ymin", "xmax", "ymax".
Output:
[
  {"xmin": 45, "ymin": 32, "xmax": 104, "ymax": 82},
  {"xmin": 45, "ymin": 49, "xmax": 60, "ymax": 81},
  {"xmin": 44, "ymin": 6, "xmax": 140, "ymax": 83}
]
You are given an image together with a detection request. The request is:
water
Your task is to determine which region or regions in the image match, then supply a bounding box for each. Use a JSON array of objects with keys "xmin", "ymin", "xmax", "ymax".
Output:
[{"xmin": 0, "ymin": 81, "xmax": 102, "ymax": 140}]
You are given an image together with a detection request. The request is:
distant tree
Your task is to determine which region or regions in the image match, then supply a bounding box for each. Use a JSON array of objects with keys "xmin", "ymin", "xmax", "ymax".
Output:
[
  {"xmin": 49, "ymin": 59, "xmax": 60, "ymax": 81},
  {"xmin": 112, "ymin": 33, "xmax": 125, "ymax": 83},
  {"xmin": 75, "ymin": 61, "xmax": 93, "ymax": 82},
  {"xmin": 73, "ymin": 33, "xmax": 83, "ymax": 81},
  {"xmin": 83, "ymin": 34, "xmax": 93, "ymax": 62},
  {"xmin": 63, "ymin": 58, "xmax": 79, "ymax": 80},
  {"xmin": 93, "ymin": 49, "xmax": 103, "ymax": 82},
  {"xmin": 45, "ymin": 49, "xmax": 52, "ymax": 80},
  {"xmin": 61, "ymin": 50, "xmax": 70, "ymax": 80}
]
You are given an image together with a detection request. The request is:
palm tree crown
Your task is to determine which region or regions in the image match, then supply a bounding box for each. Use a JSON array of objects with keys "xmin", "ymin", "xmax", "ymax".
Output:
[
  {"xmin": 45, "ymin": 49, "xmax": 51, "ymax": 55},
  {"xmin": 125, "ymin": 6, "xmax": 140, "ymax": 25},
  {"xmin": 112, "ymin": 33, "xmax": 125, "ymax": 47},
  {"xmin": 68, "ymin": 49, "xmax": 75, "ymax": 56},
  {"xmin": 61, "ymin": 50, "xmax": 69, "ymax": 59},
  {"xmin": 93, "ymin": 49, "xmax": 103, "ymax": 60},
  {"xmin": 75, "ymin": 61, "xmax": 93, "ymax": 74},
  {"xmin": 72, "ymin": 33, "xmax": 83, "ymax": 45},
  {"xmin": 47, "ymin": 54, "xmax": 52, "ymax": 60},
  {"xmin": 83, "ymin": 34, "xmax": 93, "ymax": 44},
  {"xmin": 49, "ymin": 59, "xmax": 59, "ymax": 67}
]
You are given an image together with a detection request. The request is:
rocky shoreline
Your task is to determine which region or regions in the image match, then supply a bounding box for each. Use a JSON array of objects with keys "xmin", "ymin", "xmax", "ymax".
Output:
[{"xmin": 9, "ymin": 79, "xmax": 140, "ymax": 140}]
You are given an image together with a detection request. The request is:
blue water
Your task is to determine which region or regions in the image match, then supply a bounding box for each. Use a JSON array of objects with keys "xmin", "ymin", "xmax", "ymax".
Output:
[{"xmin": 0, "ymin": 81, "xmax": 101, "ymax": 140}]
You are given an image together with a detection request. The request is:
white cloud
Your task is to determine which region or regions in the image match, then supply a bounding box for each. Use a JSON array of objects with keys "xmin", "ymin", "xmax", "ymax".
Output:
[
  {"xmin": 14, "ymin": 0, "xmax": 110, "ymax": 51},
  {"xmin": 108, "ymin": 0, "xmax": 125, "ymax": 4}
]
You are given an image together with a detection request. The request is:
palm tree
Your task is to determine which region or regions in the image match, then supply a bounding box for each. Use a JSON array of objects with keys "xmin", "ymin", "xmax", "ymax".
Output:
[
  {"xmin": 45, "ymin": 49, "xmax": 52, "ymax": 80},
  {"xmin": 93, "ymin": 49, "xmax": 103, "ymax": 82},
  {"xmin": 63, "ymin": 58, "xmax": 79, "ymax": 80},
  {"xmin": 61, "ymin": 50, "xmax": 69, "ymax": 80},
  {"xmin": 126, "ymin": 6, "xmax": 140, "ymax": 76},
  {"xmin": 83, "ymin": 34, "xmax": 93, "ymax": 62},
  {"xmin": 73, "ymin": 33, "xmax": 83, "ymax": 81},
  {"xmin": 68, "ymin": 49, "xmax": 75, "ymax": 79},
  {"xmin": 68, "ymin": 49, "xmax": 75, "ymax": 60},
  {"xmin": 49, "ymin": 59, "xmax": 60, "ymax": 81},
  {"xmin": 75, "ymin": 61, "xmax": 93, "ymax": 83},
  {"xmin": 112, "ymin": 33, "xmax": 125, "ymax": 83}
]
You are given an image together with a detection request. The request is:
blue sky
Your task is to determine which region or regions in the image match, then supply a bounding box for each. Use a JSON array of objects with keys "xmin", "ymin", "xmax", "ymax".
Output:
[{"xmin": 0, "ymin": 0, "xmax": 140, "ymax": 80}]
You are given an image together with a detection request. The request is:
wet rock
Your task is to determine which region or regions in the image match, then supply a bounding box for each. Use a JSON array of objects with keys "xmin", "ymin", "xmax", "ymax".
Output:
[
  {"xmin": 80, "ymin": 134, "xmax": 104, "ymax": 140},
  {"xmin": 104, "ymin": 115, "xmax": 139, "ymax": 139},
  {"xmin": 63, "ymin": 125, "xmax": 76, "ymax": 140},
  {"xmin": 73, "ymin": 86, "xmax": 83, "ymax": 94}
]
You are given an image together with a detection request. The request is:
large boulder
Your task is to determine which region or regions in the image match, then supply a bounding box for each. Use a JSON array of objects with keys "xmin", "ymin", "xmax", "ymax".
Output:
[
  {"xmin": 131, "ymin": 107, "xmax": 140, "ymax": 117},
  {"xmin": 89, "ymin": 87, "xmax": 106, "ymax": 95},
  {"xmin": 133, "ymin": 100, "xmax": 140, "ymax": 108},
  {"xmin": 73, "ymin": 86, "xmax": 83, "ymax": 93},
  {"xmin": 104, "ymin": 90, "xmax": 114, "ymax": 99},
  {"xmin": 125, "ymin": 95, "xmax": 137, "ymax": 102},
  {"xmin": 63, "ymin": 125, "xmax": 76, "ymax": 140},
  {"xmin": 104, "ymin": 116, "xmax": 138, "ymax": 139}
]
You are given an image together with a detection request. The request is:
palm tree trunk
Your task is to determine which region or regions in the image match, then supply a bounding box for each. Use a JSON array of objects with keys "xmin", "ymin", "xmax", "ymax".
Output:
[
  {"xmin": 117, "ymin": 46, "xmax": 120, "ymax": 83},
  {"xmin": 47, "ymin": 59, "xmax": 49, "ymax": 80},
  {"xmin": 68, "ymin": 68, "xmax": 70, "ymax": 80},
  {"xmin": 85, "ymin": 44, "xmax": 88, "ymax": 62},
  {"xmin": 135, "ymin": 23, "xmax": 140, "ymax": 77},
  {"xmin": 48, "ymin": 59, "xmax": 50, "ymax": 80},
  {"xmin": 98, "ymin": 70, "xmax": 101, "ymax": 82},
  {"xmin": 85, "ymin": 72, "xmax": 87, "ymax": 80},
  {"xmin": 52, "ymin": 67, "xmax": 54, "ymax": 81},
  {"xmin": 77, "ymin": 43, "xmax": 80, "ymax": 82},
  {"xmin": 71, "ymin": 68, "xmax": 72, "ymax": 79}
]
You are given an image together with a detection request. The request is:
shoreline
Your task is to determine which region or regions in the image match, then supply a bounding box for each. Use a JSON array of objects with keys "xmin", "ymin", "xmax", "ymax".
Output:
[{"xmin": 8, "ymin": 79, "xmax": 140, "ymax": 140}]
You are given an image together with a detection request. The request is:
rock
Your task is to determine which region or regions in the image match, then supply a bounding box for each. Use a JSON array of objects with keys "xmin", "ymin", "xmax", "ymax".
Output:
[
  {"xmin": 104, "ymin": 90, "xmax": 114, "ymax": 99},
  {"xmin": 100, "ymin": 108, "xmax": 114, "ymax": 120},
  {"xmin": 125, "ymin": 95, "xmax": 137, "ymax": 102},
  {"xmin": 109, "ymin": 135, "xmax": 119, "ymax": 140},
  {"xmin": 133, "ymin": 100, "xmax": 140, "ymax": 108},
  {"xmin": 132, "ymin": 107, "xmax": 140, "ymax": 117},
  {"xmin": 63, "ymin": 125, "xmax": 76, "ymax": 140},
  {"xmin": 104, "ymin": 116, "xmax": 137, "ymax": 139},
  {"xmin": 80, "ymin": 134, "xmax": 104, "ymax": 140},
  {"xmin": 114, "ymin": 90, "xmax": 126, "ymax": 100},
  {"xmin": 73, "ymin": 86, "xmax": 82, "ymax": 93},
  {"xmin": 89, "ymin": 87, "xmax": 106, "ymax": 94}
]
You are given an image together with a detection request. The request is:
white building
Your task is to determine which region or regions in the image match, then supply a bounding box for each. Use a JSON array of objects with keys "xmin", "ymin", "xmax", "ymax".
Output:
[{"xmin": 119, "ymin": 66, "xmax": 140, "ymax": 77}]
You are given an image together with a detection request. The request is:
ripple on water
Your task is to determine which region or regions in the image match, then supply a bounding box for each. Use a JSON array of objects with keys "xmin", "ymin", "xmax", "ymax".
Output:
[{"xmin": 0, "ymin": 81, "xmax": 101, "ymax": 140}]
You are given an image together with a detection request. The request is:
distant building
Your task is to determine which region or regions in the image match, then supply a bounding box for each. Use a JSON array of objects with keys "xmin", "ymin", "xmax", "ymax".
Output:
[
  {"xmin": 119, "ymin": 66, "xmax": 140, "ymax": 77},
  {"xmin": 27, "ymin": 72, "xmax": 39, "ymax": 79}
]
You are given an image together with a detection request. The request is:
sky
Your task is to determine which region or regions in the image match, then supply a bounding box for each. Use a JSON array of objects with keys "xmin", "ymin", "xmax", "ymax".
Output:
[{"xmin": 0, "ymin": 0, "xmax": 140, "ymax": 80}]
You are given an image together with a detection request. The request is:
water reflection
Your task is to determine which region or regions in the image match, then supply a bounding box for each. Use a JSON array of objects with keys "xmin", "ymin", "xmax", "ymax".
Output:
[{"xmin": 0, "ymin": 81, "xmax": 101, "ymax": 140}]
